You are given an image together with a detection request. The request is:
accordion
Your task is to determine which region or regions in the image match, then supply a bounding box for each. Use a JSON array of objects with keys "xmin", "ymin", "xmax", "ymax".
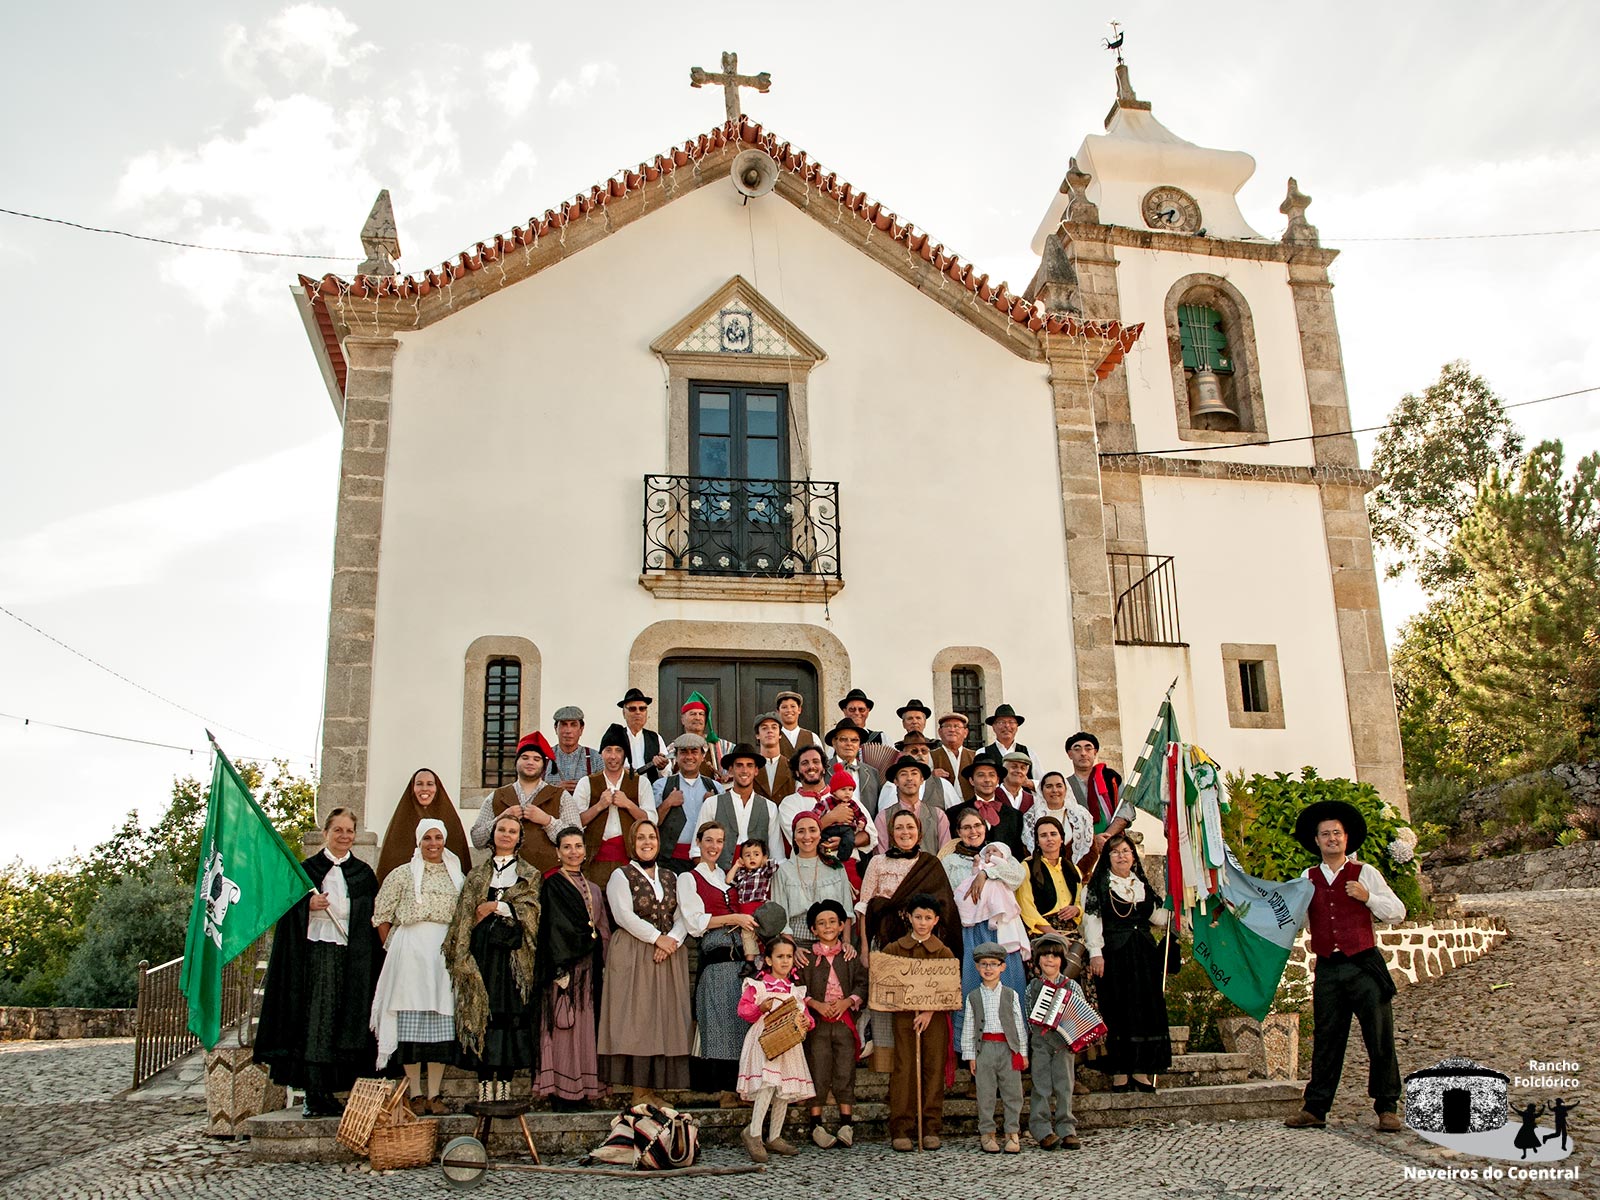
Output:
[{"xmin": 1028, "ymin": 978, "xmax": 1106, "ymax": 1052}]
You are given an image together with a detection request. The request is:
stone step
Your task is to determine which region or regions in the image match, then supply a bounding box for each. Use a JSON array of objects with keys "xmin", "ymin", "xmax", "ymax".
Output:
[
  {"xmin": 1078, "ymin": 1052, "xmax": 1252, "ymax": 1088},
  {"xmin": 245, "ymin": 1080, "xmax": 1303, "ymax": 1162}
]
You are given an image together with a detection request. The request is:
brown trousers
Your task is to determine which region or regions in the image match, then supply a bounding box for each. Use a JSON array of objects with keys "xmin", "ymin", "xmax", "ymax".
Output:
[
  {"xmin": 888, "ymin": 1011, "xmax": 948, "ymax": 1139},
  {"xmin": 803, "ymin": 1019, "xmax": 858, "ymax": 1106}
]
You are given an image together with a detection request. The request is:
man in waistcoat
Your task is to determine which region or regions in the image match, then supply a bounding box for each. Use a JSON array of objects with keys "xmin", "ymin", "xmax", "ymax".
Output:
[
  {"xmin": 653, "ymin": 732, "xmax": 723, "ymax": 867},
  {"xmin": 753, "ymin": 712, "xmax": 796, "ymax": 805},
  {"xmin": 825, "ymin": 718, "xmax": 883, "ymax": 803},
  {"xmin": 548, "ymin": 705, "xmax": 599, "ymax": 793},
  {"xmin": 1284, "ymin": 799, "xmax": 1407, "ymax": 1134},
  {"xmin": 976, "ymin": 704, "xmax": 1030, "ymax": 776},
  {"xmin": 470, "ymin": 732, "xmax": 567, "ymax": 874},
  {"xmin": 933, "ymin": 713, "xmax": 977, "ymax": 803},
  {"xmin": 837, "ymin": 688, "xmax": 884, "ymax": 745},
  {"xmin": 951, "ymin": 759, "xmax": 1028, "ymax": 861},
  {"xmin": 874, "ymin": 733, "xmax": 958, "ymax": 814},
  {"xmin": 617, "ymin": 687, "xmax": 668, "ymax": 783},
  {"xmin": 775, "ymin": 690, "xmax": 818, "ymax": 754},
  {"xmin": 696, "ymin": 743, "xmax": 785, "ymax": 869},
  {"xmin": 874, "ymin": 756, "xmax": 950, "ymax": 855},
  {"xmin": 570, "ymin": 723, "xmax": 655, "ymax": 886}
]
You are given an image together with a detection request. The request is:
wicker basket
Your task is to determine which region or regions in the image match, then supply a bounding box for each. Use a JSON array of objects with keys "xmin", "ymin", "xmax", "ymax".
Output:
[
  {"xmin": 368, "ymin": 1106, "xmax": 438, "ymax": 1172},
  {"xmin": 336, "ymin": 1078, "xmax": 409, "ymax": 1154},
  {"xmin": 758, "ymin": 996, "xmax": 807, "ymax": 1058}
]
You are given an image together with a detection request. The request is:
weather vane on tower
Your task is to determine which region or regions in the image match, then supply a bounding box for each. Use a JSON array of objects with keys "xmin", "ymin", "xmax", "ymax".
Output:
[
  {"xmin": 1102, "ymin": 21, "xmax": 1126, "ymax": 64},
  {"xmin": 689, "ymin": 51, "xmax": 772, "ymax": 123}
]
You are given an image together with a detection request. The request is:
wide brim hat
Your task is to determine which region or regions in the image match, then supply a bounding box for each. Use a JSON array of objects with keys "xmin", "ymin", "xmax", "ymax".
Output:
[
  {"xmin": 823, "ymin": 718, "xmax": 867, "ymax": 746},
  {"xmin": 886, "ymin": 754, "xmax": 932, "ymax": 781},
  {"xmin": 1294, "ymin": 800, "xmax": 1367, "ymax": 855},
  {"xmin": 984, "ymin": 703, "xmax": 1025, "ymax": 727},
  {"xmin": 961, "ymin": 756, "xmax": 1002, "ymax": 782},
  {"xmin": 895, "ymin": 731, "xmax": 934, "ymax": 750},
  {"xmin": 896, "ymin": 698, "xmax": 933, "ymax": 718},
  {"xmin": 722, "ymin": 741, "xmax": 762, "ymax": 767},
  {"xmin": 837, "ymin": 687, "xmax": 875, "ymax": 712},
  {"xmin": 617, "ymin": 687, "xmax": 653, "ymax": 708},
  {"xmin": 752, "ymin": 901, "xmax": 789, "ymax": 941}
]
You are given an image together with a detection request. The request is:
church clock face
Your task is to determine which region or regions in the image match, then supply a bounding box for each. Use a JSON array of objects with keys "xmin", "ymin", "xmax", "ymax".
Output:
[{"xmin": 1142, "ymin": 186, "xmax": 1202, "ymax": 234}]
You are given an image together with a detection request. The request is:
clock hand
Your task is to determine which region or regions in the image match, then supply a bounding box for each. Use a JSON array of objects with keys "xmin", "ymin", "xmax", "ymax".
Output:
[{"xmin": 1160, "ymin": 208, "xmax": 1179, "ymax": 223}]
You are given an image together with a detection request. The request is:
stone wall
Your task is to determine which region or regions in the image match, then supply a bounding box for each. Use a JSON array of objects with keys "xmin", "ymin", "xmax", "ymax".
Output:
[
  {"xmin": 1456, "ymin": 759, "xmax": 1600, "ymax": 826},
  {"xmin": 1285, "ymin": 917, "xmax": 1507, "ymax": 989},
  {"xmin": 1424, "ymin": 840, "xmax": 1600, "ymax": 896},
  {"xmin": 0, "ymin": 1007, "xmax": 135, "ymax": 1041}
]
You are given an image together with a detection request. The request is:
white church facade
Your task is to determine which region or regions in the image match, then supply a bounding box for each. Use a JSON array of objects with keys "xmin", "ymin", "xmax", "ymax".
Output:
[{"xmin": 293, "ymin": 60, "xmax": 1405, "ymax": 851}]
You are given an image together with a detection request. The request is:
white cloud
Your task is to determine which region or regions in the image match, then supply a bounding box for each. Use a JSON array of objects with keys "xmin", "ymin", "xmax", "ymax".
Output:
[
  {"xmin": 484, "ymin": 43, "xmax": 540, "ymax": 117},
  {"xmin": 222, "ymin": 3, "xmax": 375, "ymax": 86},
  {"xmin": 548, "ymin": 61, "xmax": 618, "ymax": 108},
  {"xmin": 488, "ymin": 140, "xmax": 538, "ymax": 193}
]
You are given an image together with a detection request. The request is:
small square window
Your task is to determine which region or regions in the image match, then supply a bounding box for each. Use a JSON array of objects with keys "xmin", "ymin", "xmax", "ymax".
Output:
[
  {"xmin": 1238, "ymin": 660, "xmax": 1269, "ymax": 713},
  {"xmin": 1222, "ymin": 643, "xmax": 1285, "ymax": 730}
]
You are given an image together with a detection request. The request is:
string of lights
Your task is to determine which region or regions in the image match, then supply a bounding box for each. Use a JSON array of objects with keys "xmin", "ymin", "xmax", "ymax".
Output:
[
  {"xmin": 0, "ymin": 602, "xmax": 308, "ymax": 759},
  {"xmin": 1100, "ymin": 385, "xmax": 1599, "ymax": 459}
]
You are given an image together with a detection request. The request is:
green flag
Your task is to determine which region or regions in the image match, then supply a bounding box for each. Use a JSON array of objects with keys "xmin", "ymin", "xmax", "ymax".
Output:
[
  {"xmin": 179, "ymin": 738, "xmax": 313, "ymax": 1048},
  {"xmin": 1123, "ymin": 688, "xmax": 1179, "ymax": 819}
]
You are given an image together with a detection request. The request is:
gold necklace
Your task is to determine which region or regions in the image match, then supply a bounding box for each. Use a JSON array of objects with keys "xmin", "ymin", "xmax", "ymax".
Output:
[{"xmin": 1108, "ymin": 874, "xmax": 1138, "ymax": 917}]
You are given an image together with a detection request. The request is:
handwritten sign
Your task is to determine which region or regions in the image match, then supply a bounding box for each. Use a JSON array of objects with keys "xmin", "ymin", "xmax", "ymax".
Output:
[{"xmin": 868, "ymin": 955, "xmax": 962, "ymax": 1012}]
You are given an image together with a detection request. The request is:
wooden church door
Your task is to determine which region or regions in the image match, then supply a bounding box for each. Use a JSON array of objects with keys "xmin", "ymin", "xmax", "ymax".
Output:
[{"xmin": 659, "ymin": 657, "xmax": 817, "ymax": 746}]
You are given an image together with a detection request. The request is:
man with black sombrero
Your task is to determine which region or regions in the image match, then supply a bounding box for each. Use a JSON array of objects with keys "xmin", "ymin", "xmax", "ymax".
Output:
[
  {"xmin": 837, "ymin": 688, "xmax": 884, "ymax": 745},
  {"xmin": 976, "ymin": 703, "xmax": 1030, "ymax": 773},
  {"xmin": 1284, "ymin": 798, "xmax": 1407, "ymax": 1134},
  {"xmin": 824, "ymin": 717, "xmax": 883, "ymax": 807},
  {"xmin": 617, "ymin": 687, "xmax": 668, "ymax": 783}
]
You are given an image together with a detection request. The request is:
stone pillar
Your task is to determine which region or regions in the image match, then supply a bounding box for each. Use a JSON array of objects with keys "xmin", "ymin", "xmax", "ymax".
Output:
[
  {"xmin": 1286, "ymin": 258, "xmax": 1407, "ymax": 811},
  {"xmin": 316, "ymin": 334, "xmax": 397, "ymax": 840},
  {"xmin": 1046, "ymin": 339, "xmax": 1125, "ymax": 770}
]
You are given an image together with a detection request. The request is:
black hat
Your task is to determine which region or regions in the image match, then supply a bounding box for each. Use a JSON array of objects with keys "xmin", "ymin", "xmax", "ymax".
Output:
[
  {"xmin": 962, "ymin": 756, "xmax": 1002, "ymax": 782},
  {"xmin": 599, "ymin": 723, "xmax": 631, "ymax": 754},
  {"xmin": 887, "ymin": 754, "xmax": 932, "ymax": 781},
  {"xmin": 985, "ymin": 703, "xmax": 1026, "ymax": 727},
  {"xmin": 896, "ymin": 698, "xmax": 933, "ymax": 719},
  {"xmin": 722, "ymin": 742, "xmax": 762, "ymax": 768},
  {"xmin": 823, "ymin": 718, "xmax": 867, "ymax": 746},
  {"xmin": 806, "ymin": 899, "xmax": 850, "ymax": 929},
  {"xmin": 837, "ymin": 687, "xmax": 875, "ymax": 712},
  {"xmin": 1294, "ymin": 800, "xmax": 1368, "ymax": 856},
  {"xmin": 895, "ymin": 731, "xmax": 934, "ymax": 750},
  {"xmin": 617, "ymin": 687, "xmax": 653, "ymax": 708},
  {"xmin": 1064, "ymin": 731, "xmax": 1099, "ymax": 752}
]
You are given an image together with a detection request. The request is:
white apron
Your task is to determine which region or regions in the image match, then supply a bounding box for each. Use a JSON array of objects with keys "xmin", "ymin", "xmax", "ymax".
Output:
[{"xmin": 370, "ymin": 920, "xmax": 454, "ymax": 1067}]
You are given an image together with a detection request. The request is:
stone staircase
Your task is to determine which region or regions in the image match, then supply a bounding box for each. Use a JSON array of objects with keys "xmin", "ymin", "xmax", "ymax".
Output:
[{"xmin": 244, "ymin": 1028, "xmax": 1303, "ymax": 1161}]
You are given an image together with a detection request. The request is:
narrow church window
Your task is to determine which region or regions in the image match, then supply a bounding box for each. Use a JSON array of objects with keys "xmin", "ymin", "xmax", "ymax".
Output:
[
  {"xmin": 1238, "ymin": 659, "xmax": 1269, "ymax": 714},
  {"xmin": 481, "ymin": 658, "xmax": 521, "ymax": 787},
  {"xmin": 951, "ymin": 667, "xmax": 985, "ymax": 750}
]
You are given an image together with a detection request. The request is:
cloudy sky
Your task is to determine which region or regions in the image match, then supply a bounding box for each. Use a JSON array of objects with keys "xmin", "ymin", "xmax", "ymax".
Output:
[{"xmin": 3, "ymin": 2, "xmax": 1596, "ymax": 865}]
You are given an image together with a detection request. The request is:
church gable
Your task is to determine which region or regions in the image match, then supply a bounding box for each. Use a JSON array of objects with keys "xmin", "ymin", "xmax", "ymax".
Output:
[{"xmin": 650, "ymin": 276, "xmax": 825, "ymax": 365}]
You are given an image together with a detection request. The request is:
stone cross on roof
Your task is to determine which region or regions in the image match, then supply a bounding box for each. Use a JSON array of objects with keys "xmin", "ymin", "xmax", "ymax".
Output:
[{"xmin": 689, "ymin": 51, "xmax": 771, "ymax": 123}]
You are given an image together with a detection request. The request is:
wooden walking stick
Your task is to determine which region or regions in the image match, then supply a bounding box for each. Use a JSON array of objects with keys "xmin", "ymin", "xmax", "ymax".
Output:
[{"xmin": 914, "ymin": 1025, "xmax": 924, "ymax": 1151}]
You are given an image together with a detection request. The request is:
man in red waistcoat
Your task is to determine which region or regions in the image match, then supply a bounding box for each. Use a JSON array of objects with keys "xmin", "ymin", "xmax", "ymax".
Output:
[{"xmin": 1285, "ymin": 799, "xmax": 1407, "ymax": 1133}]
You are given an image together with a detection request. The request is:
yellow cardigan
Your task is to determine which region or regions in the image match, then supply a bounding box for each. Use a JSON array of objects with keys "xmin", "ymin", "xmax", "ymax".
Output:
[{"xmin": 1016, "ymin": 858, "xmax": 1081, "ymax": 934}]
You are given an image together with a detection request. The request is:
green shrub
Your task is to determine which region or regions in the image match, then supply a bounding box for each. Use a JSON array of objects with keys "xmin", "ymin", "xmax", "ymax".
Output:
[
  {"xmin": 1556, "ymin": 828, "xmax": 1587, "ymax": 847},
  {"xmin": 1164, "ymin": 942, "xmax": 1241, "ymax": 1051},
  {"xmin": 1408, "ymin": 775, "xmax": 1469, "ymax": 831}
]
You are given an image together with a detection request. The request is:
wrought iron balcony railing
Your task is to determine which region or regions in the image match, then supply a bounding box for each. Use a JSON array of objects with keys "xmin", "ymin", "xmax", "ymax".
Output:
[
  {"xmin": 1110, "ymin": 552, "xmax": 1185, "ymax": 646},
  {"xmin": 642, "ymin": 475, "xmax": 841, "ymax": 579}
]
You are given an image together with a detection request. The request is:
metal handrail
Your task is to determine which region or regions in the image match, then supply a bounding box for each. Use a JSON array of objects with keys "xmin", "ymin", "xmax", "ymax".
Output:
[
  {"xmin": 132, "ymin": 933, "xmax": 270, "ymax": 1089},
  {"xmin": 1110, "ymin": 552, "xmax": 1185, "ymax": 647}
]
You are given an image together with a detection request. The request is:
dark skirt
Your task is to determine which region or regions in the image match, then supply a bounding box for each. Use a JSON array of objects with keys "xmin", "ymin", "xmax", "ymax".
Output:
[
  {"xmin": 1097, "ymin": 925, "xmax": 1173, "ymax": 1076},
  {"xmin": 465, "ymin": 918, "xmax": 535, "ymax": 1078},
  {"xmin": 397, "ymin": 1040, "xmax": 459, "ymax": 1066},
  {"xmin": 691, "ymin": 929, "xmax": 745, "ymax": 1092},
  {"xmin": 297, "ymin": 941, "xmax": 366, "ymax": 1093}
]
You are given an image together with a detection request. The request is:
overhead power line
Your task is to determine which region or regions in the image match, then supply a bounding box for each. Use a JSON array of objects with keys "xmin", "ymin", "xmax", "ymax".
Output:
[
  {"xmin": 0, "ymin": 710, "xmax": 199, "ymax": 754},
  {"xmin": 0, "ymin": 206, "xmax": 348, "ymax": 261},
  {"xmin": 1101, "ymin": 385, "xmax": 1600, "ymax": 460}
]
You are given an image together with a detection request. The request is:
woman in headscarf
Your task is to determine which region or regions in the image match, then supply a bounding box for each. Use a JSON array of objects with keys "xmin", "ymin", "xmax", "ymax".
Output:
[
  {"xmin": 532, "ymin": 826, "xmax": 610, "ymax": 1109},
  {"xmin": 678, "ymin": 821, "xmax": 760, "ymax": 1104},
  {"xmin": 1023, "ymin": 771, "xmax": 1095, "ymax": 865},
  {"xmin": 596, "ymin": 820, "xmax": 692, "ymax": 1105},
  {"xmin": 444, "ymin": 811, "xmax": 541, "ymax": 1103},
  {"xmin": 376, "ymin": 768, "xmax": 471, "ymax": 884},
  {"xmin": 770, "ymin": 814, "xmax": 858, "ymax": 952},
  {"xmin": 940, "ymin": 806, "xmax": 1028, "ymax": 1048},
  {"xmin": 370, "ymin": 818, "xmax": 465, "ymax": 1113},
  {"xmin": 1084, "ymin": 832, "xmax": 1172, "ymax": 1092},
  {"xmin": 254, "ymin": 808, "xmax": 384, "ymax": 1116},
  {"xmin": 855, "ymin": 809, "xmax": 958, "ymax": 1070}
]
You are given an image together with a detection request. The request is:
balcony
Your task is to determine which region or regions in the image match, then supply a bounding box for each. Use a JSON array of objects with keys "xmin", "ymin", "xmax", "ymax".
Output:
[
  {"xmin": 1110, "ymin": 553, "xmax": 1185, "ymax": 646},
  {"xmin": 640, "ymin": 474, "xmax": 843, "ymax": 602}
]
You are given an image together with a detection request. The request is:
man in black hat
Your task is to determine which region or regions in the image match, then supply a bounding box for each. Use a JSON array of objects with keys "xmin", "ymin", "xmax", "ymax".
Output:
[
  {"xmin": 617, "ymin": 687, "xmax": 668, "ymax": 783},
  {"xmin": 977, "ymin": 704, "xmax": 1030, "ymax": 772},
  {"xmin": 873, "ymin": 732, "xmax": 957, "ymax": 814},
  {"xmin": 837, "ymin": 688, "xmax": 883, "ymax": 745},
  {"xmin": 824, "ymin": 717, "xmax": 883, "ymax": 806},
  {"xmin": 951, "ymin": 758, "xmax": 1028, "ymax": 861},
  {"xmin": 895, "ymin": 699, "xmax": 933, "ymax": 742},
  {"xmin": 696, "ymin": 743, "xmax": 785, "ymax": 870},
  {"xmin": 874, "ymin": 755, "xmax": 950, "ymax": 854},
  {"xmin": 1284, "ymin": 799, "xmax": 1407, "ymax": 1134}
]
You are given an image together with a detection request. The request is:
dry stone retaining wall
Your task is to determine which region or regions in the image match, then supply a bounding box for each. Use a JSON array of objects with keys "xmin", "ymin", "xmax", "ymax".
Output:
[
  {"xmin": 1424, "ymin": 839, "xmax": 1600, "ymax": 895},
  {"xmin": 0, "ymin": 1007, "xmax": 135, "ymax": 1040}
]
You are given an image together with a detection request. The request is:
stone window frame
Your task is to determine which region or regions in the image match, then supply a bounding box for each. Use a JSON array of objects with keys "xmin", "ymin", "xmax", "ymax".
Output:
[
  {"xmin": 930, "ymin": 646, "xmax": 1004, "ymax": 748},
  {"xmin": 645, "ymin": 276, "xmax": 834, "ymax": 602},
  {"xmin": 460, "ymin": 635, "xmax": 541, "ymax": 808},
  {"xmin": 1221, "ymin": 642, "xmax": 1285, "ymax": 730},
  {"xmin": 1164, "ymin": 273, "xmax": 1269, "ymax": 444}
]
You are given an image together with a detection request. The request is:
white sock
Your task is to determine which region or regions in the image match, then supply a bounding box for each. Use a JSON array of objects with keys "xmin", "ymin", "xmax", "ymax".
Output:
[
  {"xmin": 403, "ymin": 1064, "xmax": 422, "ymax": 1097},
  {"xmin": 748, "ymin": 1087, "xmax": 774, "ymax": 1137},
  {"xmin": 427, "ymin": 1062, "xmax": 445, "ymax": 1097},
  {"xmin": 767, "ymin": 1097, "xmax": 789, "ymax": 1141}
]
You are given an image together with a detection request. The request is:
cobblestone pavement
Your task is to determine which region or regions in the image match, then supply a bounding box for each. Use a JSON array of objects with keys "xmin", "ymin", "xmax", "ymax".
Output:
[{"xmin": 0, "ymin": 894, "xmax": 1591, "ymax": 1198}]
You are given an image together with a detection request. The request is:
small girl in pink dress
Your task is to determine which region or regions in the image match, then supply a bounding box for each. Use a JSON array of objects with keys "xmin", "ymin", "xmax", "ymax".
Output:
[{"xmin": 736, "ymin": 934, "xmax": 815, "ymax": 1162}]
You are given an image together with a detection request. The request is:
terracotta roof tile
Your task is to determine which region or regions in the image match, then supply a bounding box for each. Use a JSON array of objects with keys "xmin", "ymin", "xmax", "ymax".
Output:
[{"xmin": 301, "ymin": 117, "xmax": 1141, "ymax": 393}]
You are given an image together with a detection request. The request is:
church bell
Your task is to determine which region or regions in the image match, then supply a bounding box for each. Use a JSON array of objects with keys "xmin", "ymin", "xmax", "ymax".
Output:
[{"xmin": 1188, "ymin": 368, "xmax": 1234, "ymax": 423}]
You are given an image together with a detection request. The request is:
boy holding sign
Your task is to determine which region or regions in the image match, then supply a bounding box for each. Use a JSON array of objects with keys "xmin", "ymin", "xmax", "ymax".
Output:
[{"xmin": 873, "ymin": 893, "xmax": 959, "ymax": 1152}]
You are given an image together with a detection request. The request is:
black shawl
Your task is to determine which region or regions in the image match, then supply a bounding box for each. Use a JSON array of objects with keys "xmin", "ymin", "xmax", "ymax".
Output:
[
  {"xmin": 1027, "ymin": 852, "xmax": 1082, "ymax": 916},
  {"xmin": 253, "ymin": 852, "xmax": 383, "ymax": 1083},
  {"xmin": 533, "ymin": 871, "xmax": 606, "ymax": 1041}
]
